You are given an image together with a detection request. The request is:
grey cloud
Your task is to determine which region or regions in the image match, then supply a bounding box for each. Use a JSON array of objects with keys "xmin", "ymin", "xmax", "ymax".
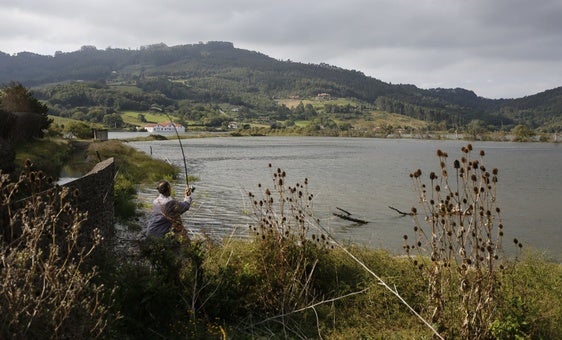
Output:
[{"xmin": 0, "ymin": 0, "xmax": 561, "ymax": 98}]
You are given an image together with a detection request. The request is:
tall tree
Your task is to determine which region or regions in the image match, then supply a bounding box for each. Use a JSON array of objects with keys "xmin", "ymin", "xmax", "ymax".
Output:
[{"xmin": 0, "ymin": 82, "xmax": 51, "ymax": 140}]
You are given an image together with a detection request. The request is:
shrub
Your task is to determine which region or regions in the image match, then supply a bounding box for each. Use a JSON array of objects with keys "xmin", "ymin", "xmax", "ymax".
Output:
[{"xmin": 113, "ymin": 236, "xmax": 223, "ymax": 338}]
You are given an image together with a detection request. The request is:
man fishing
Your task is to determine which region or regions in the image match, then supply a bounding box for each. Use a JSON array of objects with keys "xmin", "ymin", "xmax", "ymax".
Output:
[{"xmin": 146, "ymin": 180, "xmax": 192, "ymax": 239}]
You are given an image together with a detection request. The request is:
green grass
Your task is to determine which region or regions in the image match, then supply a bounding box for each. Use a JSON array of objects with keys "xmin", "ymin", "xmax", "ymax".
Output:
[
  {"xmin": 294, "ymin": 120, "xmax": 310, "ymax": 127},
  {"xmin": 352, "ymin": 110, "xmax": 429, "ymax": 130},
  {"xmin": 14, "ymin": 137, "xmax": 179, "ymax": 186},
  {"xmin": 111, "ymin": 234, "xmax": 562, "ymax": 338},
  {"xmin": 85, "ymin": 140, "xmax": 178, "ymax": 184},
  {"xmin": 120, "ymin": 111, "xmax": 170, "ymax": 127},
  {"xmin": 49, "ymin": 115, "xmax": 103, "ymax": 129},
  {"xmin": 276, "ymin": 97, "xmax": 361, "ymax": 109},
  {"xmin": 14, "ymin": 138, "xmax": 75, "ymax": 177}
]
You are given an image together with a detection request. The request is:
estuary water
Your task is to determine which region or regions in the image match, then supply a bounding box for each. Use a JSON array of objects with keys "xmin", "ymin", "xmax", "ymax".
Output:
[{"xmin": 125, "ymin": 136, "xmax": 562, "ymax": 259}]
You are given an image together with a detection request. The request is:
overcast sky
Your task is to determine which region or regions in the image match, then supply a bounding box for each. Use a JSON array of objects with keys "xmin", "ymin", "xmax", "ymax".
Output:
[{"xmin": 1, "ymin": 0, "xmax": 561, "ymax": 99}]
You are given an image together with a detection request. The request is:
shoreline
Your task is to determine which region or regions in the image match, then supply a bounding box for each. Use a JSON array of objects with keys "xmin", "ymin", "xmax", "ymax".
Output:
[{"xmin": 109, "ymin": 129, "xmax": 561, "ymax": 144}]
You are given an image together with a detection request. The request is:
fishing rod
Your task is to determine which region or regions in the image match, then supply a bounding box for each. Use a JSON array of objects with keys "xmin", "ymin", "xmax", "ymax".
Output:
[{"xmin": 160, "ymin": 108, "xmax": 194, "ymax": 191}]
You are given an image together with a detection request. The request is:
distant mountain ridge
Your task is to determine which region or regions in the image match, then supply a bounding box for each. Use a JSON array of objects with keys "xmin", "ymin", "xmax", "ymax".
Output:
[{"xmin": 1, "ymin": 41, "xmax": 561, "ymax": 130}]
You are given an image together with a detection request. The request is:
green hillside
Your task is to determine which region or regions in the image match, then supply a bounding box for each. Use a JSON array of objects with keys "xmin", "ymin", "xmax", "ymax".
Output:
[{"xmin": 1, "ymin": 41, "xmax": 561, "ymax": 133}]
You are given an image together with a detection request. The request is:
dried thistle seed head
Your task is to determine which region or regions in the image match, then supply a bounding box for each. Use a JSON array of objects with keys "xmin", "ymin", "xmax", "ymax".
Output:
[
  {"xmin": 480, "ymin": 150, "xmax": 485, "ymax": 156},
  {"xmin": 467, "ymin": 144, "xmax": 473, "ymax": 151},
  {"xmin": 493, "ymin": 168, "xmax": 499, "ymax": 175},
  {"xmin": 454, "ymin": 159, "xmax": 460, "ymax": 169},
  {"xmin": 430, "ymin": 172, "xmax": 436, "ymax": 180},
  {"xmin": 268, "ymin": 163, "xmax": 272, "ymax": 168}
]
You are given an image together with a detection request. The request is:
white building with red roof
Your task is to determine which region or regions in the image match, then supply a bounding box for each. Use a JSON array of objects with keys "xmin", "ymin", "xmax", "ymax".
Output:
[{"xmin": 145, "ymin": 122, "xmax": 185, "ymax": 133}]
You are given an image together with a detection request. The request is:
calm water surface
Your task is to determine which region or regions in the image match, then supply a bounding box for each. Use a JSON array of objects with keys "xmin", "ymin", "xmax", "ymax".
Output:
[{"xmin": 126, "ymin": 136, "xmax": 562, "ymax": 259}]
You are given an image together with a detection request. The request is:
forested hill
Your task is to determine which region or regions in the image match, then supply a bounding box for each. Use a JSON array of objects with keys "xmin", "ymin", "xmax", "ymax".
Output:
[{"xmin": 1, "ymin": 41, "xmax": 561, "ymax": 131}]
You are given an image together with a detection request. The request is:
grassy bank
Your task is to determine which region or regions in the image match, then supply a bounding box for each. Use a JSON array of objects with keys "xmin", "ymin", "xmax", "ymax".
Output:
[
  {"xmin": 14, "ymin": 137, "xmax": 180, "ymax": 220},
  {"xmin": 4, "ymin": 139, "xmax": 562, "ymax": 338}
]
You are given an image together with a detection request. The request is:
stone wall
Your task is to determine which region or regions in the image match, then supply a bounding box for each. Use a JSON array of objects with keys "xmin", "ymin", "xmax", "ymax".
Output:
[{"xmin": 63, "ymin": 157, "xmax": 115, "ymax": 239}]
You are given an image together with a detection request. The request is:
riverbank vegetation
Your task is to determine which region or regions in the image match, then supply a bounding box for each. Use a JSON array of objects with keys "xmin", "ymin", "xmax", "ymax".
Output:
[
  {"xmin": 14, "ymin": 136, "xmax": 178, "ymax": 221},
  {"xmin": 2, "ymin": 141, "xmax": 562, "ymax": 338}
]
